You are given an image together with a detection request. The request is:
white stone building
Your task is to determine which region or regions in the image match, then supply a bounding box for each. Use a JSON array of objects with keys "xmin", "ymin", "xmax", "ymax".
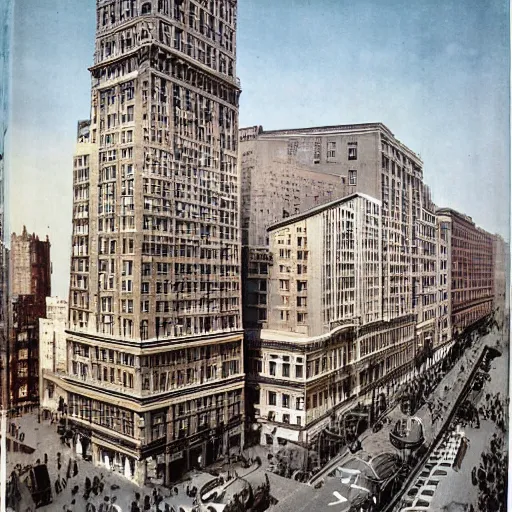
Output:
[
  {"xmin": 247, "ymin": 193, "xmax": 416, "ymax": 447},
  {"xmin": 39, "ymin": 297, "xmax": 68, "ymax": 411}
]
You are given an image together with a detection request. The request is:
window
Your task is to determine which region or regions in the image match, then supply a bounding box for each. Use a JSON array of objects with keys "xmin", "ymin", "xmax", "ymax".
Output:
[
  {"xmin": 269, "ymin": 361, "xmax": 276, "ymax": 376},
  {"xmin": 282, "ymin": 394, "xmax": 290, "ymax": 408},
  {"xmin": 282, "ymin": 363, "xmax": 290, "ymax": 377},
  {"xmin": 296, "ymin": 416, "xmax": 302, "ymax": 426},
  {"xmin": 297, "ymin": 281, "xmax": 307, "ymax": 292},
  {"xmin": 268, "ymin": 391, "xmax": 277, "ymax": 405},
  {"xmin": 348, "ymin": 143, "xmax": 358, "ymax": 160},
  {"xmin": 282, "ymin": 414, "xmax": 290, "ymax": 424},
  {"xmin": 297, "ymin": 312, "xmax": 307, "ymax": 324},
  {"xmin": 327, "ymin": 141, "xmax": 336, "ymax": 158},
  {"xmin": 265, "ymin": 434, "xmax": 273, "ymax": 445},
  {"xmin": 279, "ymin": 280, "xmax": 290, "ymax": 291},
  {"xmin": 295, "ymin": 365, "xmax": 303, "ymax": 378},
  {"xmin": 349, "ymin": 170, "xmax": 357, "ymax": 186},
  {"xmin": 296, "ymin": 397, "xmax": 304, "ymax": 410}
]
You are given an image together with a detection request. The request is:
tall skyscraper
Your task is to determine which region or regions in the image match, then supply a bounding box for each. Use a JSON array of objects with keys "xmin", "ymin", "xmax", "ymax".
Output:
[{"xmin": 48, "ymin": 0, "xmax": 244, "ymax": 486}]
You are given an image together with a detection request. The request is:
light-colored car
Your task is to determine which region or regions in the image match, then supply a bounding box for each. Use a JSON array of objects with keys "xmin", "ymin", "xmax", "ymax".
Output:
[{"xmin": 417, "ymin": 485, "xmax": 437, "ymax": 498}]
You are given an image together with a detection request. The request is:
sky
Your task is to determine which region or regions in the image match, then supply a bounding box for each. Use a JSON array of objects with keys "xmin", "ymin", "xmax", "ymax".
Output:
[{"xmin": 9, "ymin": 0, "xmax": 511, "ymax": 299}]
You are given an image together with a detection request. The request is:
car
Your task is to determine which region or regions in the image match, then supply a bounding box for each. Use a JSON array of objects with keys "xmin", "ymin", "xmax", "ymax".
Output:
[
  {"xmin": 417, "ymin": 485, "xmax": 437, "ymax": 498},
  {"xmin": 432, "ymin": 469, "xmax": 448, "ymax": 477},
  {"xmin": 413, "ymin": 498, "xmax": 432, "ymax": 508}
]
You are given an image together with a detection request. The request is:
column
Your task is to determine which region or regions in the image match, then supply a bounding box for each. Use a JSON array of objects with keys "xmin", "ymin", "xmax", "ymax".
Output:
[{"xmin": 134, "ymin": 458, "xmax": 147, "ymax": 487}]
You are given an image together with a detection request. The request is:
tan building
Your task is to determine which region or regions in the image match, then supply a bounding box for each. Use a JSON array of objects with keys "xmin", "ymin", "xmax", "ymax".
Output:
[
  {"xmin": 492, "ymin": 235, "xmax": 508, "ymax": 305},
  {"xmin": 239, "ymin": 126, "xmax": 345, "ymax": 328},
  {"xmin": 247, "ymin": 194, "xmax": 416, "ymax": 447},
  {"xmin": 43, "ymin": 0, "xmax": 244, "ymax": 486},
  {"xmin": 242, "ymin": 123, "xmax": 458, "ymax": 448},
  {"xmin": 240, "ymin": 124, "xmax": 445, "ymax": 343},
  {"xmin": 39, "ymin": 297, "xmax": 68, "ymax": 411}
]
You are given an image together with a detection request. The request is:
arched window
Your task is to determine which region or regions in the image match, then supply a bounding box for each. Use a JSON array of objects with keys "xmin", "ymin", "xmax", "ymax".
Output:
[{"xmin": 141, "ymin": 2, "xmax": 152, "ymax": 14}]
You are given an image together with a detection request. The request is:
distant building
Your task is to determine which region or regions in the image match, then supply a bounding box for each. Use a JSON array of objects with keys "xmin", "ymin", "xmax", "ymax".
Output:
[
  {"xmin": 9, "ymin": 227, "xmax": 51, "ymax": 410},
  {"xmin": 491, "ymin": 234, "xmax": 509, "ymax": 329},
  {"xmin": 492, "ymin": 235, "xmax": 508, "ymax": 305},
  {"xmin": 436, "ymin": 209, "xmax": 494, "ymax": 336},
  {"xmin": 39, "ymin": 297, "xmax": 67, "ymax": 411}
]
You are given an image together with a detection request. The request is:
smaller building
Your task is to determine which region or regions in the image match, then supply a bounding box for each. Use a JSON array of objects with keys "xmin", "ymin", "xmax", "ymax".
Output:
[{"xmin": 39, "ymin": 297, "xmax": 67, "ymax": 411}]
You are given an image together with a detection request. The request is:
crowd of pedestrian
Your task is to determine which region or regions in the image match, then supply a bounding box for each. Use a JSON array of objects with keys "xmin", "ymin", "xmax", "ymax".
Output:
[
  {"xmin": 471, "ymin": 431, "xmax": 508, "ymax": 512},
  {"xmin": 399, "ymin": 363, "xmax": 448, "ymax": 416},
  {"xmin": 478, "ymin": 392, "xmax": 507, "ymax": 432}
]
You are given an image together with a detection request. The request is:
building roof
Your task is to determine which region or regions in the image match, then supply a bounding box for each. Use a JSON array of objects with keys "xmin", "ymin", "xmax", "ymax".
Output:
[
  {"xmin": 267, "ymin": 192, "xmax": 380, "ymax": 232},
  {"xmin": 239, "ymin": 122, "xmax": 423, "ymax": 163},
  {"xmin": 258, "ymin": 122, "xmax": 392, "ymax": 137},
  {"xmin": 436, "ymin": 207, "xmax": 494, "ymax": 237}
]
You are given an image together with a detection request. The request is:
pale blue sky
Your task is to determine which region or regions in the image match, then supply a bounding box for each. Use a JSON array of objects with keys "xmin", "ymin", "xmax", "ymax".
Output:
[{"xmin": 10, "ymin": 0, "xmax": 510, "ymax": 298}]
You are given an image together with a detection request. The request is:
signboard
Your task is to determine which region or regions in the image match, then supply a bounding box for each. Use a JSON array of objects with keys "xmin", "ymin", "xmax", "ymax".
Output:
[{"xmin": 170, "ymin": 451, "xmax": 183, "ymax": 462}]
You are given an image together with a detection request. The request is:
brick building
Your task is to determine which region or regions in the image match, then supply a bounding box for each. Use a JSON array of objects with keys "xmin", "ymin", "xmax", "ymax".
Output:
[
  {"xmin": 436, "ymin": 209, "xmax": 495, "ymax": 336},
  {"xmin": 9, "ymin": 227, "xmax": 51, "ymax": 409}
]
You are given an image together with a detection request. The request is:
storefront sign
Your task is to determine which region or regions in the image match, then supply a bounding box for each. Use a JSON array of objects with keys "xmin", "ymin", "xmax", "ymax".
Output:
[{"xmin": 170, "ymin": 451, "xmax": 183, "ymax": 462}]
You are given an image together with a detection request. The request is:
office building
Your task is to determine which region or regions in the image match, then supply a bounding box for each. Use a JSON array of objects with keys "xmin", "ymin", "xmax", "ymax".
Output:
[
  {"xmin": 247, "ymin": 193, "xmax": 417, "ymax": 445},
  {"xmin": 436, "ymin": 208, "xmax": 494, "ymax": 336},
  {"xmin": 39, "ymin": 297, "xmax": 68, "ymax": 411},
  {"xmin": 45, "ymin": 0, "xmax": 244, "ymax": 486}
]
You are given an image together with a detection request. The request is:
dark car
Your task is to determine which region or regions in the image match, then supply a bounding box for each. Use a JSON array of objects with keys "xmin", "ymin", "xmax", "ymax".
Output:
[{"xmin": 23, "ymin": 464, "xmax": 53, "ymax": 508}]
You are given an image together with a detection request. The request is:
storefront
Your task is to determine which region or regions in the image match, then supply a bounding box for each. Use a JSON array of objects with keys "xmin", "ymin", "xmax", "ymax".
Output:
[{"xmin": 98, "ymin": 447, "xmax": 136, "ymax": 480}]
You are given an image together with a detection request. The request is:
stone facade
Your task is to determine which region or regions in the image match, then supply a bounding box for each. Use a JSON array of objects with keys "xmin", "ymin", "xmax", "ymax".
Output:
[
  {"xmin": 47, "ymin": 0, "xmax": 244, "ymax": 487},
  {"xmin": 247, "ymin": 194, "xmax": 416, "ymax": 446}
]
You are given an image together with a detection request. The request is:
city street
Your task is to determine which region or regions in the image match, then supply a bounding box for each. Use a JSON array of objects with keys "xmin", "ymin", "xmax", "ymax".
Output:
[
  {"xmin": 267, "ymin": 326, "xmax": 506, "ymax": 512},
  {"xmin": 422, "ymin": 334, "xmax": 509, "ymax": 511},
  {"xmin": 6, "ymin": 415, "xmax": 308, "ymax": 512}
]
